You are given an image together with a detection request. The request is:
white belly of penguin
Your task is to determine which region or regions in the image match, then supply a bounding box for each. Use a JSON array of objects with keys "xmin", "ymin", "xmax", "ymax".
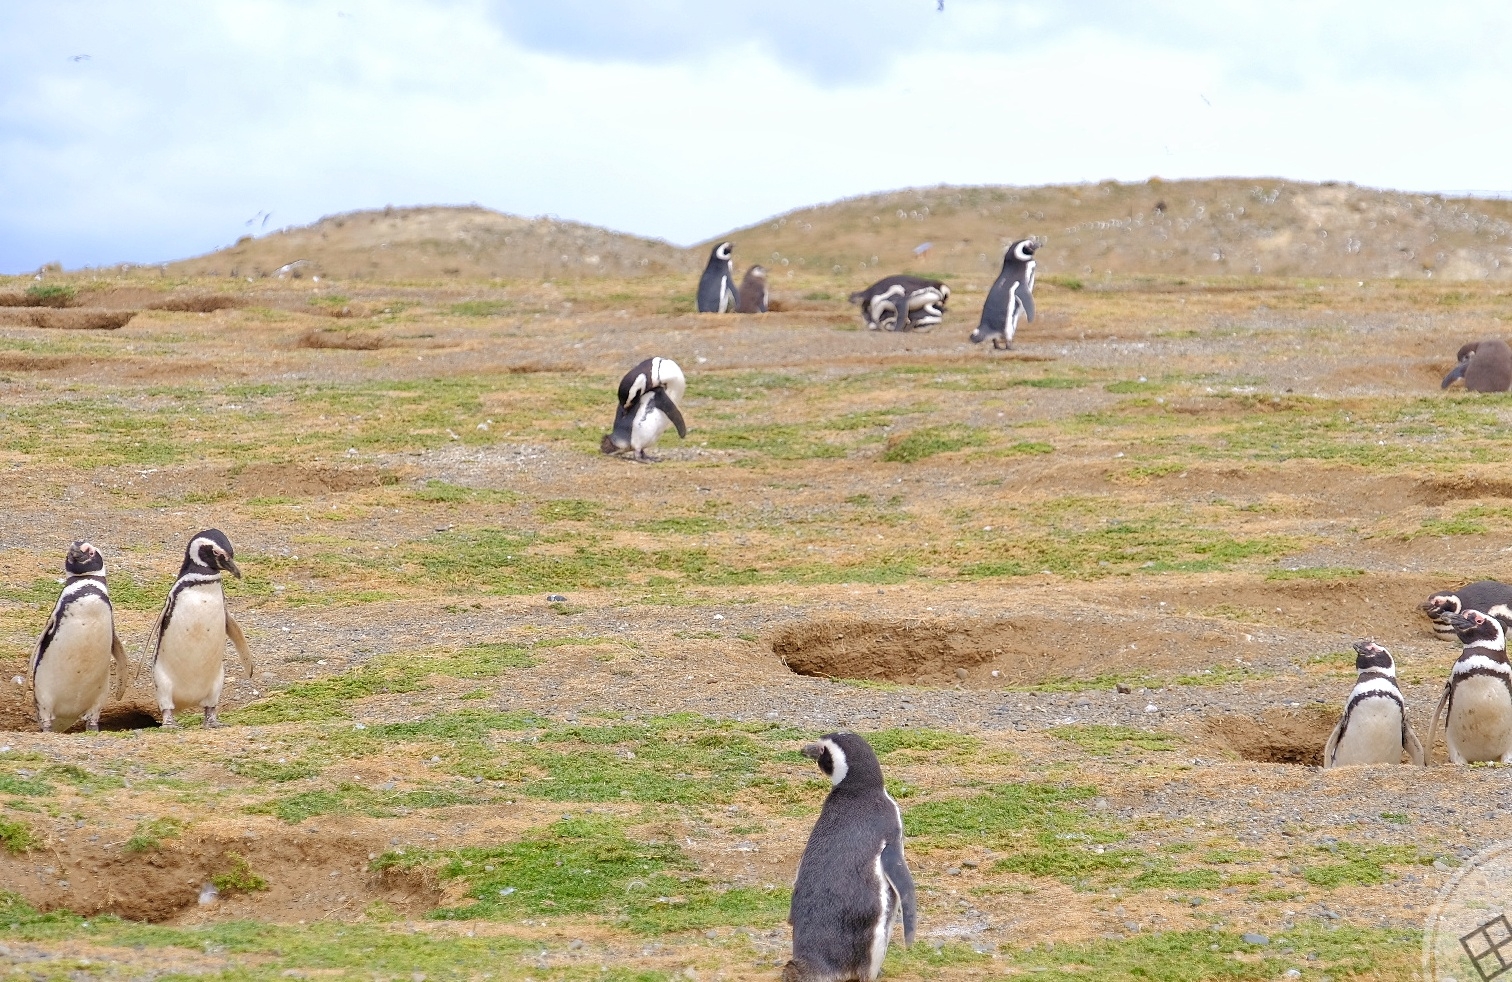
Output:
[
  {"xmin": 1448, "ymin": 676, "xmax": 1512, "ymax": 762},
  {"xmin": 155, "ymin": 586, "xmax": 228, "ymax": 710},
  {"xmin": 36, "ymin": 597, "xmax": 114, "ymax": 729},
  {"xmin": 1331, "ymin": 699, "xmax": 1403, "ymax": 765},
  {"xmin": 631, "ymin": 403, "xmax": 671, "ymax": 452}
]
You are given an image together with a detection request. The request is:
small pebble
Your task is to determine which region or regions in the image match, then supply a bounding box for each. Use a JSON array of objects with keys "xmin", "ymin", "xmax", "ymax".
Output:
[
  {"xmin": 546, "ymin": 594, "xmax": 568, "ymax": 602},
  {"xmin": 1242, "ymin": 933, "xmax": 1269, "ymax": 946},
  {"xmin": 1116, "ymin": 683, "xmax": 1132, "ymax": 694},
  {"xmin": 955, "ymin": 668, "xmax": 968, "ymax": 680}
]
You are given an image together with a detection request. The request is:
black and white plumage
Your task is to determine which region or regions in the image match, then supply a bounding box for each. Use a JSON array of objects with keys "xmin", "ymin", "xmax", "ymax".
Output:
[
  {"xmin": 600, "ymin": 356, "xmax": 687, "ymax": 462},
  {"xmin": 143, "ymin": 529, "xmax": 253, "ymax": 728},
  {"xmin": 736, "ymin": 265, "xmax": 769, "ymax": 314},
  {"xmin": 1427, "ymin": 610, "xmax": 1512, "ymax": 764},
  {"xmin": 1322, "ymin": 641, "xmax": 1424, "ymax": 767},
  {"xmin": 784, "ymin": 732, "xmax": 916, "ymax": 982},
  {"xmin": 1420, "ymin": 580, "xmax": 1512, "ymax": 642},
  {"xmin": 30, "ymin": 541, "xmax": 127, "ymax": 733},
  {"xmin": 848, "ymin": 275, "xmax": 950, "ymax": 332},
  {"xmin": 1442, "ymin": 339, "xmax": 1512, "ymax": 393},
  {"xmin": 696, "ymin": 241, "xmax": 739, "ymax": 313},
  {"xmin": 969, "ymin": 239, "xmax": 1037, "ymax": 350}
]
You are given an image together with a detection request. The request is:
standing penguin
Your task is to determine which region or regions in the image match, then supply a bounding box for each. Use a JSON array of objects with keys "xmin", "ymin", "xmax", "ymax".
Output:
[
  {"xmin": 969, "ymin": 239, "xmax": 1037, "ymax": 350},
  {"xmin": 1442, "ymin": 340, "xmax": 1512, "ymax": 393},
  {"xmin": 1420, "ymin": 580, "xmax": 1512, "ymax": 642},
  {"xmin": 30, "ymin": 541, "xmax": 128, "ymax": 733},
  {"xmin": 696, "ymin": 242, "xmax": 739, "ymax": 313},
  {"xmin": 736, "ymin": 265, "xmax": 769, "ymax": 313},
  {"xmin": 600, "ymin": 356, "xmax": 687, "ymax": 462},
  {"xmin": 1322, "ymin": 641, "xmax": 1425, "ymax": 767},
  {"xmin": 1427, "ymin": 610, "xmax": 1512, "ymax": 764},
  {"xmin": 143, "ymin": 529, "xmax": 254, "ymax": 728},
  {"xmin": 785, "ymin": 732, "xmax": 916, "ymax": 982}
]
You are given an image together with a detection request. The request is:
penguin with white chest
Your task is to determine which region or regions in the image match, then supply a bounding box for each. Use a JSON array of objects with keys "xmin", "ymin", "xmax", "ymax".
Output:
[
  {"xmin": 1323, "ymin": 641, "xmax": 1425, "ymax": 767},
  {"xmin": 1420, "ymin": 580, "xmax": 1512, "ymax": 642},
  {"xmin": 696, "ymin": 242, "xmax": 739, "ymax": 313},
  {"xmin": 969, "ymin": 239, "xmax": 1037, "ymax": 350},
  {"xmin": 145, "ymin": 529, "xmax": 254, "ymax": 728},
  {"xmin": 30, "ymin": 541, "xmax": 128, "ymax": 733},
  {"xmin": 600, "ymin": 357, "xmax": 687, "ymax": 462},
  {"xmin": 1427, "ymin": 610, "xmax": 1512, "ymax": 764},
  {"xmin": 849, "ymin": 275, "xmax": 950, "ymax": 332},
  {"xmin": 785, "ymin": 732, "xmax": 916, "ymax": 982}
]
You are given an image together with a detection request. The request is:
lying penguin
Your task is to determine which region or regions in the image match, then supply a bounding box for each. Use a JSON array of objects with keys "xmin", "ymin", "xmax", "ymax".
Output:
[
  {"xmin": 31, "ymin": 541, "xmax": 128, "ymax": 732},
  {"xmin": 848, "ymin": 275, "xmax": 950, "ymax": 332},
  {"xmin": 1420, "ymin": 580, "xmax": 1512, "ymax": 642},
  {"xmin": 600, "ymin": 356, "xmax": 687, "ymax": 462},
  {"xmin": 1427, "ymin": 609, "xmax": 1512, "ymax": 764},
  {"xmin": 1322, "ymin": 641, "xmax": 1424, "ymax": 767},
  {"xmin": 1442, "ymin": 339, "xmax": 1512, "ymax": 393}
]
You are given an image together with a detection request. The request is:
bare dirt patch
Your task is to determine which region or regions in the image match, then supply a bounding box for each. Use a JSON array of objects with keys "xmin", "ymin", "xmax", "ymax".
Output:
[
  {"xmin": 1202, "ymin": 707, "xmax": 1339, "ymax": 765},
  {"xmin": 0, "ymin": 308, "xmax": 137, "ymax": 330},
  {"xmin": 227, "ymin": 463, "xmax": 400, "ymax": 496},
  {"xmin": 144, "ymin": 294, "xmax": 242, "ymax": 313},
  {"xmin": 297, "ymin": 327, "xmax": 388, "ymax": 350}
]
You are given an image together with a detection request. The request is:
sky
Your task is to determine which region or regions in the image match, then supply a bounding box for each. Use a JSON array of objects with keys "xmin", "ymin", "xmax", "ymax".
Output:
[{"xmin": 2, "ymin": 1, "xmax": 1510, "ymax": 273}]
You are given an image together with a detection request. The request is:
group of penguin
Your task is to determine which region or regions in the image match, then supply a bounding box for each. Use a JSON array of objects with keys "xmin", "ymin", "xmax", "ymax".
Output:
[
  {"xmin": 29, "ymin": 530, "xmax": 251, "ymax": 733},
  {"xmin": 1326, "ymin": 579, "xmax": 1512, "ymax": 767},
  {"xmin": 697, "ymin": 238, "xmax": 1041, "ymax": 350}
]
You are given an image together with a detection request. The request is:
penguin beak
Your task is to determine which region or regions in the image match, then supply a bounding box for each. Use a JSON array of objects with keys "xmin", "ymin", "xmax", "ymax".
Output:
[
  {"xmin": 1447, "ymin": 612, "xmax": 1478, "ymax": 633},
  {"xmin": 801, "ymin": 743, "xmax": 824, "ymax": 761},
  {"xmin": 222, "ymin": 555, "xmax": 243, "ymax": 579}
]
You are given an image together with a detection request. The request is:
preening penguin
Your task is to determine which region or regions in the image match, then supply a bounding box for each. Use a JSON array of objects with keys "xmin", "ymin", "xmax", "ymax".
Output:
[
  {"xmin": 30, "ymin": 541, "xmax": 128, "ymax": 733},
  {"xmin": 1427, "ymin": 610, "xmax": 1512, "ymax": 765},
  {"xmin": 736, "ymin": 265, "xmax": 769, "ymax": 313},
  {"xmin": 1420, "ymin": 580, "xmax": 1512, "ymax": 642},
  {"xmin": 848, "ymin": 275, "xmax": 950, "ymax": 332},
  {"xmin": 696, "ymin": 242, "xmax": 739, "ymax": 313},
  {"xmin": 143, "ymin": 529, "xmax": 254, "ymax": 728},
  {"xmin": 1322, "ymin": 641, "xmax": 1424, "ymax": 767},
  {"xmin": 600, "ymin": 356, "xmax": 687, "ymax": 462},
  {"xmin": 970, "ymin": 239, "xmax": 1037, "ymax": 350},
  {"xmin": 785, "ymin": 732, "xmax": 916, "ymax": 982},
  {"xmin": 1442, "ymin": 340, "xmax": 1512, "ymax": 393}
]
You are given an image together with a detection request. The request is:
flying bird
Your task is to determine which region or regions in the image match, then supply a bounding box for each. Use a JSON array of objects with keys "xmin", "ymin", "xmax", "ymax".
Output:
[{"xmin": 71, "ymin": 54, "xmax": 90, "ymax": 62}]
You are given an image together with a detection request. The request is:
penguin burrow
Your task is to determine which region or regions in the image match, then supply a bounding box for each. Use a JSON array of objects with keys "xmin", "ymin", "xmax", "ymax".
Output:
[
  {"xmin": 142, "ymin": 529, "xmax": 254, "ymax": 728},
  {"xmin": 847, "ymin": 275, "xmax": 950, "ymax": 332},
  {"xmin": 696, "ymin": 241, "xmax": 739, "ymax": 313},
  {"xmin": 784, "ymin": 732, "xmax": 915, "ymax": 982},
  {"xmin": 736, "ymin": 265, "xmax": 769, "ymax": 313},
  {"xmin": 1427, "ymin": 610, "xmax": 1512, "ymax": 765},
  {"xmin": 600, "ymin": 356, "xmax": 687, "ymax": 462},
  {"xmin": 1322, "ymin": 641, "xmax": 1424, "ymax": 767},
  {"xmin": 1442, "ymin": 339, "xmax": 1512, "ymax": 393},
  {"xmin": 1420, "ymin": 580, "xmax": 1512, "ymax": 642},
  {"xmin": 970, "ymin": 238, "xmax": 1037, "ymax": 350},
  {"xmin": 30, "ymin": 541, "xmax": 128, "ymax": 733}
]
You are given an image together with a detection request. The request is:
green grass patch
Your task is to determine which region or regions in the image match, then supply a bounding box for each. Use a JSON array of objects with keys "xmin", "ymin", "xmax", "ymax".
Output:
[
  {"xmin": 538, "ymin": 498, "xmax": 601, "ymax": 522},
  {"xmin": 0, "ymin": 817, "xmax": 38, "ymax": 853},
  {"xmin": 448, "ymin": 300, "xmax": 514, "ymax": 317},
  {"xmin": 411, "ymin": 480, "xmax": 518, "ymax": 504},
  {"xmin": 248, "ymin": 782, "xmax": 475, "ymax": 823},
  {"xmin": 881, "ymin": 424, "xmax": 989, "ymax": 462},
  {"xmin": 211, "ymin": 853, "xmax": 269, "ymax": 894},
  {"xmin": 1265, "ymin": 566, "xmax": 1366, "ymax": 581},
  {"xmin": 1301, "ymin": 843, "xmax": 1432, "ymax": 888},
  {"xmin": 124, "ymin": 817, "xmax": 184, "ymax": 853},
  {"xmin": 24, "ymin": 283, "xmax": 76, "ymax": 305},
  {"xmin": 1049, "ymin": 725, "xmax": 1183, "ymax": 756}
]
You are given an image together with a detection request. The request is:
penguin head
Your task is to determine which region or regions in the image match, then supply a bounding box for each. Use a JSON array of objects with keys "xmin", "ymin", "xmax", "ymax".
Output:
[
  {"xmin": 1009, "ymin": 239, "xmax": 1038, "ymax": 263},
  {"xmin": 64, "ymin": 541, "xmax": 104, "ymax": 576},
  {"xmin": 1448, "ymin": 609, "xmax": 1506, "ymax": 649},
  {"xmin": 801, "ymin": 731, "xmax": 884, "ymax": 791},
  {"xmin": 712, "ymin": 242, "xmax": 733, "ymax": 262},
  {"xmin": 184, "ymin": 528, "xmax": 242, "ymax": 579},
  {"xmin": 1456, "ymin": 342, "xmax": 1481, "ymax": 363},
  {"xmin": 1421, "ymin": 593, "xmax": 1462, "ymax": 618},
  {"xmin": 746, "ymin": 265, "xmax": 767, "ymax": 280},
  {"xmin": 1351, "ymin": 640, "xmax": 1396, "ymax": 676}
]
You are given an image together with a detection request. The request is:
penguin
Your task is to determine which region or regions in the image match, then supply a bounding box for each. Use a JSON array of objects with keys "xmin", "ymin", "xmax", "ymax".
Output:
[
  {"xmin": 848, "ymin": 275, "xmax": 950, "ymax": 332},
  {"xmin": 696, "ymin": 242, "xmax": 739, "ymax": 313},
  {"xmin": 600, "ymin": 356, "xmax": 687, "ymax": 462},
  {"xmin": 784, "ymin": 732, "xmax": 916, "ymax": 982},
  {"xmin": 736, "ymin": 265, "xmax": 769, "ymax": 314},
  {"xmin": 30, "ymin": 541, "xmax": 128, "ymax": 733},
  {"xmin": 969, "ymin": 239, "xmax": 1037, "ymax": 350},
  {"xmin": 1427, "ymin": 609, "xmax": 1512, "ymax": 763},
  {"xmin": 1420, "ymin": 580, "xmax": 1512, "ymax": 642},
  {"xmin": 143, "ymin": 529, "xmax": 254, "ymax": 728},
  {"xmin": 1322, "ymin": 641, "xmax": 1425, "ymax": 767},
  {"xmin": 1442, "ymin": 340, "xmax": 1512, "ymax": 393}
]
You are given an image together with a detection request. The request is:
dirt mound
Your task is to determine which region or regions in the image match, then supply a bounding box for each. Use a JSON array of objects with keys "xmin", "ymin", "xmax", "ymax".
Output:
[
  {"xmin": 227, "ymin": 463, "xmax": 399, "ymax": 496},
  {"xmin": 1202, "ymin": 707, "xmax": 1340, "ymax": 766},
  {"xmin": 169, "ymin": 205, "xmax": 693, "ymax": 282},
  {"xmin": 297, "ymin": 328, "xmax": 387, "ymax": 350},
  {"xmin": 144, "ymin": 294, "xmax": 242, "ymax": 313},
  {"xmin": 1416, "ymin": 473, "xmax": 1512, "ymax": 505},
  {"xmin": 715, "ymin": 178, "xmax": 1512, "ymax": 282},
  {"xmin": 0, "ymin": 308, "xmax": 136, "ymax": 330},
  {"xmin": 0, "ymin": 353, "xmax": 73, "ymax": 372}
]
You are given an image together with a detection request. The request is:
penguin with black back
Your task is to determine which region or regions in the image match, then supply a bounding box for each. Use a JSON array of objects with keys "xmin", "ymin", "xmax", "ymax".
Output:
[
  {"xmin": 30, "ymin": 541, "xmax": 128, "ymax": 732},
  {"xmin": 736, "ymin": 265, "xmax": 769, "ymax": 313},
  {"xmin": 848, "ymin": 275, "xmax": 949, "ymax": 332},
  {"xmin": 1420, "ymin": 580, "xmax": 1512, "ymax": 642},
  {"xmin": 601, "ymin": 356, "xmax": 687, "ymax": 462},
  {"xmin": 1427, "ymin": 609, "xmax": 1512, "ymax": 764},
  {"xmin": 697, "ymin": 242, "xmax": 739, "ymax": 313},
  {"xmin": 970, "ymin": 239, "xmax": 1037, "ymax": 349},
  {"xmin": 1442, "ymin": 340, "xmax": 1512, "ymax": 393},
  {"xmin": 1323, "ymin": 641, "xmax": 1425, "ymax": 767},
  {"xmin": 784, "ymin": 732, "xmax": 915, "ymax": 982}
]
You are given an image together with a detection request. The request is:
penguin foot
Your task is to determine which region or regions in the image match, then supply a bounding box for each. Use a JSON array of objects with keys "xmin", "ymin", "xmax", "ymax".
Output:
[
  {"xmin": 160, "ymin": 710, "xmax": 178, "ymax": 728},
  {"xmin": 633, "ymin": 452, "xmax": 660, "ymax": 464},
  {"xmin": 85, "ymin": 720, "xmax": 100, "ymax": 732},
  {"xmin": 779, "ymin": 959, "xmax": 820, "ymax": 982},
  {"xmin": 203, "ymin": 708, "xmax": 223, "ymax": 729},
  {"xmin": 38, "ymin": 719, "xmax": 53, "ymax": 734}
]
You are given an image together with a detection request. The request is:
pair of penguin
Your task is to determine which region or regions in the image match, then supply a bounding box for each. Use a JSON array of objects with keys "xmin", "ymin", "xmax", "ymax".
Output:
[
  {"xmin": 696, "ymin": 243, "xmax": 768, "ymax": 314},
  {"xmin": 601, "ymin": 356, "xmax": 687, "ymax": 461},
  {"xmin": 30, "ymin": 529, "xmax": 252, "ymax": 732},
  {"xmin": 846, "ymin": 238, "xmax": 1038, "ymax": 349}
]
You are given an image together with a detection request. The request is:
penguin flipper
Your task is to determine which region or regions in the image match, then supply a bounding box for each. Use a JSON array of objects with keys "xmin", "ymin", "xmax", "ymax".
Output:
[
  {"xmin": 1443, "ymin": 360, "xmax": 1468, "ymax": 389},
  {"xmin": 654, "ymin": 389, "xmax": 688, "ymax": 438},
  {"xmin": 226, "ymin": 612, "xmax": 255, "ymax": 678},
  {"xmin": 1426, "ymin": 682, "xmax": 1452, "ymax": 764},
  {"xmin": 1020, "ymin": 284, "xmax": 1035, "ymax": 323},
  {"xmin": 1321, "ymin": 718, "xmax": 1343, "ymax": 769},
  {"xmin": 133, "ymin": 598, "xmax": 172, "ymax": 686},
  {"xmin": 1404, "ymin": 719, "xmax": 1426, "ymax": 767},
  {"xmin": 111, "ymin": 632, "xmax": 128, "ymax": 699},
  {"xmin": 880, "ymin": 836, "xmax": 917, "ymax": 945}
]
